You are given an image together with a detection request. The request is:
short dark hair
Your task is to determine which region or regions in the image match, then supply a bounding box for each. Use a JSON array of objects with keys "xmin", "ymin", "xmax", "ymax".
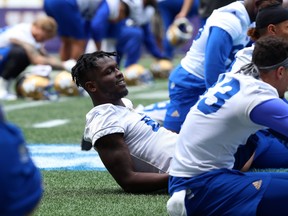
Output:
[
  {"xmin": 253, "ymin": 35, "xmax": 288, "ymax": 69},
  {"xmin": 71, "ymin": 51, "xmax": 117, "ymax": 87}
]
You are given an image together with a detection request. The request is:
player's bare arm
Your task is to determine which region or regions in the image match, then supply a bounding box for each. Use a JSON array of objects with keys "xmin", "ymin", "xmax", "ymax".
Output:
[
  {"xmin": 95, "ymin": 133, "xmax": 169, "ymax": 193},
  {"xmin": 10, "ymin": 38, "xmax": 64, "ymax": 70}
]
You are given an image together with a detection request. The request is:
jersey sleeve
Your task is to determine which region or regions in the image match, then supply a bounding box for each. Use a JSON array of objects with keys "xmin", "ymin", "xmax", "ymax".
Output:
[
  {"xmin": 209, "ymin": 12, "xmax": 242, "ymax": 39},
  {"xmin": 84, "ymin": 105, "xmax": 125, "ymax": 146},
  {"xmin": 204, "ymin": 26, "xmax": 233, "ymax": 87},
  {"xmin": 250, "ymin": 98, "xmax": 288, "ymax": 137}
]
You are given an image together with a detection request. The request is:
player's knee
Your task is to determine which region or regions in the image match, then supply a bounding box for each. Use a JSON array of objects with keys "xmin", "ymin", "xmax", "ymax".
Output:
[{"xmin": 9, "ymin": 45, "xmax": 30, "ymax": 64}]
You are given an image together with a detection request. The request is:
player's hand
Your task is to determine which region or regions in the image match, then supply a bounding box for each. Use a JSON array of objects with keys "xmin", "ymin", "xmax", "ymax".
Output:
[{"xmin": 81, "ymin": 136, "xmax": 92, "ymax": 151}]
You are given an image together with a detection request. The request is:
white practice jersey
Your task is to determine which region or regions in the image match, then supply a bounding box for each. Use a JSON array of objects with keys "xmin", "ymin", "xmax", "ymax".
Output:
[
  {"xmin": 230, "ymin": 44, "xmax": 254, "ymax": 72},
  {"xmin": 122, "ymin": 0, "xmax": 154, "ymax": 26},
  {"xmin": 84, "ymin": 101, "xmax": 177, "ymax": 173},
  {"xmin": 169, "ymin": 72, "xmax": 279, "ymax": 177},
  {"xmin": 106, "ymin": 0, "xmax": 121, "ymax": 20},
  {"xmin": 181, "ymin": 1, "xmax": 251, "ymax": 79},
  {"xmin": 0, "ymin": 23, "xmax": 42, "ymax": 48}
]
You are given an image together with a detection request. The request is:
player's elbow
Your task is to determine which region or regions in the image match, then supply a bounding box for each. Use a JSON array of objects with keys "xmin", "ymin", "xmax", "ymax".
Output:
[
  {"xmin": 116, "ymin": 176, "xmax": 146, "ymax": 194},
  {"xmin": 119, "ymin": 181, "xmax": 141, "ymax": 193}
]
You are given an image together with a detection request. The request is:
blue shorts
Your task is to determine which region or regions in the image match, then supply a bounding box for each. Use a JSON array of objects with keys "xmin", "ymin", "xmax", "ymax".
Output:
[
  {"xmin": 169, "ymin": 169, "xmax": 271, "ymax": 216},
  {"xmin": 164, "ymin": 65, "xmax": 206, "ymax": 132},
  {"xmin": 43, "ymin": 0, "xmax": 90, "ymax": 39},
  {"xmin": 0, "ymin": 122, "xmax": 43, "ymax": 215}
]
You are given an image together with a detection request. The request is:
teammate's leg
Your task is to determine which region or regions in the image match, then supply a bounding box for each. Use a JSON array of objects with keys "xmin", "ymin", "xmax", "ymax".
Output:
[
  {"xmin": 116, "ymin": 24, "xmax": 142, "ymax": 68},
  {"xmin": 250, "ymin": 129, "xmax": 288, "ymax": 168},
  {"xmin": 256, "ymin": 172, "xmax": 288, "ymax": 215}
]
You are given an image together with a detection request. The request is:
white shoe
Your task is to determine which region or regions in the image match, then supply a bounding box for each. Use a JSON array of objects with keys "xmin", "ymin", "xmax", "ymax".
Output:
[
  {"xmin": 0, "ymin": 92, "xmax": 17, "ymax": 101},
  {"xmin": 63, "ymin": 59, "xmax": 76, "ymax": 72},
  {"xmin": 0, "ymin": 77, "xmax": 17, "ymax": 101},
  {"xmin": 167, "ymin": 190, "xmax": 187, "ymax": 216}
]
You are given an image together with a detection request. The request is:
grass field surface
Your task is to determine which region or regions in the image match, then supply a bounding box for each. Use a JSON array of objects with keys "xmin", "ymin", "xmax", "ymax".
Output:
[{"xmin": 1, "ymin": 56, "xmax": 174, "ymax": 216}]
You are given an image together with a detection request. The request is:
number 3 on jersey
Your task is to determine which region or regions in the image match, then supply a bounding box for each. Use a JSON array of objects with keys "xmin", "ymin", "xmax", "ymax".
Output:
[{"xmin": 197, "ymin": 76, "xmax": 240, "ymax": 115}]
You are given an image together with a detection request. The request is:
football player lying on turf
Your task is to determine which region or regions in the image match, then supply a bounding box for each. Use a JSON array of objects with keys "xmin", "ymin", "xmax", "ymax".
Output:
[{"xmin": 72, "ymin": 51, "xmax": 288, "ymax": 193}]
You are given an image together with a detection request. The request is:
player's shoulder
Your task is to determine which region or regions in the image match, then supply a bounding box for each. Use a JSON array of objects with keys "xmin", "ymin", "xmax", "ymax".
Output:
[
  {"xmin": 86, "ymin": 103, "xmax": 127, "ymax": 122},
  {"xmin": 235, "ymin": 45, "xmax": 254, "ymax": 58},
  {"xmin": 87, "ymin": 103, "xmax": 117, "ymax": 116},
  {"xmin": 208, "ymin": 2, "xmax": 249, "ymax": 35},
  {"xmin": 230, "ymin": 72, "xmax": 278, "ymax": 96}
]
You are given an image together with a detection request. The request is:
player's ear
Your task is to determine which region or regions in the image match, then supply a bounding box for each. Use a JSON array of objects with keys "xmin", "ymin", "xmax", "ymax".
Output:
[
  {"xmin": 84, "ymin": 81, "xmax": 97, "ymax": 92},
  {"xmin": 266, "ymin": 24, "xmax": 277, "ymax": 35},
  {"xmin": 275, "ymin": 66, "xmax": 286, "ymax": 79}
]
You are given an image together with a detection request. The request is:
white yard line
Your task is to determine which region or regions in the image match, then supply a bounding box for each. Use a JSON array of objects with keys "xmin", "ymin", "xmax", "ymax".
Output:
[
  {"xmin": 32, "ymin": 119, "xmax": 70, "ymax": 128},
  {"xmin": 28, "ymin": 144, "xmax": 106, "ymax": 171}
]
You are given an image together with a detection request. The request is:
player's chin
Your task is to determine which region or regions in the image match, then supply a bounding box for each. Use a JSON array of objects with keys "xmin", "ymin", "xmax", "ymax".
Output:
[{"xmin": 120, "ymin": 88, "xmax": 129, "ymax": 98}]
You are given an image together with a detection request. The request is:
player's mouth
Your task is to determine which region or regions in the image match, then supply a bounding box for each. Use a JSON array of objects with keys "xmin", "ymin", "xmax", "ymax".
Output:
[{"xmin": 117, "ymin": 79, "xmax": 126, "ymax": 87}]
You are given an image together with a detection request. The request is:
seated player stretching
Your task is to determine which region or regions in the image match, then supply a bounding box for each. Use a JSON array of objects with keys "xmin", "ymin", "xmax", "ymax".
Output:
[{"xmin": 71, "ymin": 50, "xmax": 288, "ymax": 194}]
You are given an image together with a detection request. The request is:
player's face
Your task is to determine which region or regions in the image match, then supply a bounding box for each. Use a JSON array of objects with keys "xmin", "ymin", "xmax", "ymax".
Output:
[
  {"xmin": 274, "ymin": 21, "xmax": 288, "ymax": 40},
  {"xmin": 94, "ymin": 56, "xmax": 128, "ymax": 101},
  {"xmin": 32, "ymin": 26, "xmax": 51, "ymax": 42}
]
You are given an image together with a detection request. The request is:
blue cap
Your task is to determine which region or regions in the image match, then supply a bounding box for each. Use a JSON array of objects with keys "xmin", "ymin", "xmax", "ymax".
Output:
[{"xmin": 0, "ymin": 122, "xmax": 43, "ymax": 216}]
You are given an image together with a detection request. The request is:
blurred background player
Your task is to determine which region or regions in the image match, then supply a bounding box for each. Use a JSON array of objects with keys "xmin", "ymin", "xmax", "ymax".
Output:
[
  {"xmin": 90, "ymin": 0, "xmax": 165, "ymax": 69},
  {"xmin": 0, "ymin": 15, "xmax": 57, "ymax": 100},
  {"xmin": 44, "ymin": 0, "xmax": 162, "ymax": 71},
  {"xmin": 43, "ymin": 0, "xmax": 103, "ymax": 61},
  {"xmin": 0, "ymin": 105, "xmax": 43, "ymax": 215},
  {"xmin": 156, "ymin": 0, "xmax": 200, "ymax": 60},
  {"xmin": 163, "ymin": 0, "xmax": 282, "ymax": 133},
  {"xmin": 121, "ymin": 0, "xmax": 166, "ymax": 69}
]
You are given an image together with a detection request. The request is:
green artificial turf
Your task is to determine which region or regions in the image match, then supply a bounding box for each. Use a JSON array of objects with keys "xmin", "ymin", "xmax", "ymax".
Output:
[{"xmin": 34, "ymin": 171, "xmax": 169, "ymax": 216}]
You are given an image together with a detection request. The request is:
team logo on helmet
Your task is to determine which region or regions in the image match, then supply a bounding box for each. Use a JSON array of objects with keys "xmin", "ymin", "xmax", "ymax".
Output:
[
  {"xmin": 54, "ymin": 71, "xmax": 80, "ymax": 96},
  {"xmin": 150, "ymin": 59, "xmax": 174, "ymax": 79},
  {"xmin": 166, "ymin": 17, "xmax": 193, "ymax": 46},
  {"xmin": 123, "ymin": 64, "xmax": 154, "ymax": 86},
  {"xmin": 15, "ymin": 74, "xmax": 55, "ymax": 100}
]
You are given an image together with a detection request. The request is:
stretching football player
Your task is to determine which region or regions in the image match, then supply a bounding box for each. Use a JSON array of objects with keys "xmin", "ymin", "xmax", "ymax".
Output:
[
  {"xmin": 167, "ymin": 35, "xmax": 288, "ymax": 216},
  {"xmin": 72, "ymin": 51, "xmax": 288, "ymax": 194}
]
